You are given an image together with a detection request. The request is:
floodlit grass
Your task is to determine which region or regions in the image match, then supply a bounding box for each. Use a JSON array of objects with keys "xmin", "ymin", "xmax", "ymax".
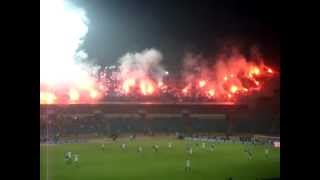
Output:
[{"xmin": 40, "ymin": 136, "xmax": 280, "ymax": 180}]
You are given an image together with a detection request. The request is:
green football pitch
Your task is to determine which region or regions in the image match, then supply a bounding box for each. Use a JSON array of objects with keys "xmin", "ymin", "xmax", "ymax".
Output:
[{"xmin": 40, "ymin": 136, "xmax": 280, "ymax": 180}]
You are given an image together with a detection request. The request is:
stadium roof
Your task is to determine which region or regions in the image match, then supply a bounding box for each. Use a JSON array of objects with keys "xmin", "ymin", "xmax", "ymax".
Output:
[{"xmin": 40, "ymin": 102, "xmax": 248, "ymax": 114}]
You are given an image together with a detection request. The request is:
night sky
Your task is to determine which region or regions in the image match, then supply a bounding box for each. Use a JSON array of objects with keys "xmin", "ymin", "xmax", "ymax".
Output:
[{"xmin": 74, "ymin": 0, "xmax": 280, "ymax": 72}]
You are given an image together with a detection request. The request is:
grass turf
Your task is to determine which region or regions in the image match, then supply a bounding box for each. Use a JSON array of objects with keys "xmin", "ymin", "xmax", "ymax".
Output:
[{"xmin": 40, "ymin": 136, "xmax": 280, "ymax": 180}]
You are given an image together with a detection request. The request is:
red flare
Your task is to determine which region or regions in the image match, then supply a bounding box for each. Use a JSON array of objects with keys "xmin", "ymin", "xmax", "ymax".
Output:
[
  {"xmin": 40, "ymin": 91, "xmax": 57, "ymax": 104},
  {"xmin": 230, "ymin": 85, "xmax": 238, "ymax": 94},
  {"xmin": 208, "ymin": 89, "xmax": 215, "ymax": 97},
  {"xmin": 89, "ymin": 89, "xmax": 98, "ymax": 99},
  {"xmin": 140, "ymin": 80, "xmax": 154, "ymax": 95},
  {"xmin": 122, "ymin": 78, "xmax": 135, "ymax": 94},
  {"xmin": 199, "ymin": 80, "xmax": 206, "ymax": 88},
  {"xmin": 69, "ymin": 89, "xmax": 80, "ymax": 102}
]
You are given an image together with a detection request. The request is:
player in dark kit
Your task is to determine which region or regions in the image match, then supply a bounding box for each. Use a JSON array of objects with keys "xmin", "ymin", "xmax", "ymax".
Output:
[
  {"xmin": 130, "ymin": 134, "xmax": 136, "ymax": 141},
  {"xmin": 209, "ymin": 144, "xmax": 215, "ymax": 151},
  {"xmin": 111, "ymin": 134, "xmax": 118, "ymax": 141}
]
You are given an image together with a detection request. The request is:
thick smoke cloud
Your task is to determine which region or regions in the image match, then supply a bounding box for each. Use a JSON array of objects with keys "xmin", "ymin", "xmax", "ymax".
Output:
[
  {"xmin": 40, "ymin": 0, "xmax": 101, "ymax": 104},
  {"xmin": 180, "ymin": 47, "xmax": 273, "ymax": 100},
  {"xmin": 117, "ymin": 48, "xmax": 167, "ymax": 83},
  {"xmin": 40, "ymin": 0, "xmax": 277, "ymax": 104}
]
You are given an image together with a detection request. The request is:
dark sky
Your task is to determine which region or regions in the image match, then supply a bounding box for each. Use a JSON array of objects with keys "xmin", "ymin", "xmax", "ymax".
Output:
[{"xmin": 74, "ymin": 0, "xmax": 280, "ymax": 71}]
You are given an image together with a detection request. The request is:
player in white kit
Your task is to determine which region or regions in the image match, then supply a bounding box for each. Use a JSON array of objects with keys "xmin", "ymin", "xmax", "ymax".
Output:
[
  {"xmin": 73, "ymin": 154, "xmax": 79, "ymax": 167},
  {"xmin": 65, "ymin": 151, "xmax": 72, "ymax": 164},
  {"xmin": 121, "ymin": 143, "xmax": 126, "ymax": 151},
  {"xmin": 168, "ymin": 142, "xmax": 172, "ymax": 149},
  {"xmin": 185, "ymin": 159, "xmax": 191, "ymax": 172},
  {"xmin": 265, "ymin": 148, "xmax": 269, "ymax": 158},
  {"xmin": 101, "ymin": 143, "xmax": 105, "ymax": 151}
]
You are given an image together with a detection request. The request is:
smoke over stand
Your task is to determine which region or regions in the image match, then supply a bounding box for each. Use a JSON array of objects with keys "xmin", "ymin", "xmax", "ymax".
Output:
[
  {"xmin": 116, "ymin": 49, "xmax": 167, "ymax": 96},
  {"xmin": 40, "ymin": 0, "xmax": 101, "ymax": 104},
  {"xmin": 40, "ymin": 1, "xmax": 278, "ymax": 104}
]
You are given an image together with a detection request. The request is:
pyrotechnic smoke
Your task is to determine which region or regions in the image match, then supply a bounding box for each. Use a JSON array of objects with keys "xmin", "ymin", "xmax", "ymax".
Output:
[
  {"xmin": 116, "ymin": 49, "xmax": 167, "ymax": 95},
  {"xmin": 40, "ymin": 0, "xmax": 277, "ymax": 104},
  {"xmin": 40, "ymin": 0, "xmax": 101, "ymax": 104},
  {"xmin": 182, "ymin": 53, "xmax": 210, "ymax": 83},
  {"xmin": 118, "ymin": 49, "xmax": 166, "ymax": 81},
  {"xmin": 181, "ymin": 48, "xmax": 275, "ymax": 100}
]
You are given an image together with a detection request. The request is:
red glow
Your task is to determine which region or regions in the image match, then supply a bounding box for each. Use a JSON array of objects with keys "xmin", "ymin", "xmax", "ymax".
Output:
[
  {"xmin": 40, "ymin": 51, "xmax": 278, "ymax": 104},
  {"xmin": 158, "ymin": 81, "xmax": 163, "ymax": 87}
]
